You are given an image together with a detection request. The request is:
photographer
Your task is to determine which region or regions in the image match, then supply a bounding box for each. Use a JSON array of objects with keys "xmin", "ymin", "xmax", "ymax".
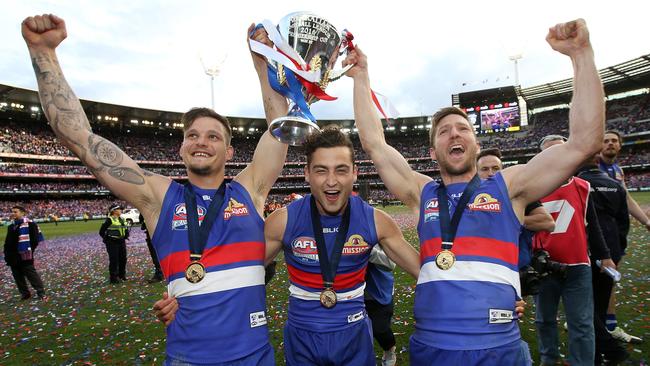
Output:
[{"xmin": 532, "ymin": 135, "xmax": 615, "ymax": 366}]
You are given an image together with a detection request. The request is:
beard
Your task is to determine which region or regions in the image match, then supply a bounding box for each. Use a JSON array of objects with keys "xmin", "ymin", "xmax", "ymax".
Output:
[
  {"xmin": 187, "ymin": 165, "xmax": 213, "ymax": 176},
  {"xmin": 440, "ymin": 159, "xmax": 475, "ymax": 176},
  {"xmin": 437, "ymin": 148, "xmax": 477, "ymax": 176},
  {"xmin": 601, "ymin": 149, "xmax": 618, "ymax": 160}
]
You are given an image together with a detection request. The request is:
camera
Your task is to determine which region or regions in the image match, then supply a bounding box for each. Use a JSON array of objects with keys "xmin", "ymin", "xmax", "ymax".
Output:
[{"xmin": 519, "ymin": 249, "xmax": 568, "ymax": 296}]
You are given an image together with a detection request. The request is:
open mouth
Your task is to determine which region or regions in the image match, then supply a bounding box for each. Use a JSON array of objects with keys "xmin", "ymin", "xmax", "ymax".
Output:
[
  {"xmin": 449, "ymin": 144, "xmax": 465, "ymax": 158},
  {"xmin": 192, "ymin": 152, "xmax": 211, "ymax": 158},
  {"xmin": 324, "ymin": 190, "xmax": 340, "ymax": 202}
]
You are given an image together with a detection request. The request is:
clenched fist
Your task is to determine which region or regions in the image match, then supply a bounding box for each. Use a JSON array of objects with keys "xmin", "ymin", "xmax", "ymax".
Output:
[
  {"xmin": 22, "ymin": 14, "xmax": 67, "ymax": 51},
  {"xmin": 546, "ymin": 18, "xmax": 591, "ymax": 57}
]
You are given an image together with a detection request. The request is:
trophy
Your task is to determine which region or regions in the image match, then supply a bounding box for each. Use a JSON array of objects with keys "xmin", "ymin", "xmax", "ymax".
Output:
[{"xmin": 251, "ymin": 12, "xmax": 354, "ymax": 146}]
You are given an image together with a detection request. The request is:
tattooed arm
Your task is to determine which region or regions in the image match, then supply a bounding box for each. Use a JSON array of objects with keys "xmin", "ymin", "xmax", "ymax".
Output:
[{"xmin": 22, "ymin": 14, "xmax": 170, "ymax": 232}]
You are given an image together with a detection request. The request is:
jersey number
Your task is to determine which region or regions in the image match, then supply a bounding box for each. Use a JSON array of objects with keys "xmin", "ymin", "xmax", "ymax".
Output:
[{"xmin": 542, "ymin": 200, "xmax": 575, "ymax": 234}]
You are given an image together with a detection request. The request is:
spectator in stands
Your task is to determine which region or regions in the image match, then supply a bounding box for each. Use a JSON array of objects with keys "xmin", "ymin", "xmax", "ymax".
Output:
[{"xmin": 3, "ymin": 205, "xmax": 46, "ymax": 300}]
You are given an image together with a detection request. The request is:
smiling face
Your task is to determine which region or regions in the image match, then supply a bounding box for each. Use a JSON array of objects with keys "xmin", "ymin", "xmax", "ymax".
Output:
[
  {"xmin": 179, "ymin": 116, "xmax": 233, "ymax": 177},
  {"xmin": 304, "ymin": 146, "xmax": 358, "ymax": 216},
  {"xmin": 431, "ymin": 113, "xmax": 479, "ymax": 177}
]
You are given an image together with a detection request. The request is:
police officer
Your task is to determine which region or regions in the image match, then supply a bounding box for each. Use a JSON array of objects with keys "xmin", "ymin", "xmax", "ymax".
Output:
[{"xmin": 99, "ymin": 204, "xmax": 129, "ymax": 284}]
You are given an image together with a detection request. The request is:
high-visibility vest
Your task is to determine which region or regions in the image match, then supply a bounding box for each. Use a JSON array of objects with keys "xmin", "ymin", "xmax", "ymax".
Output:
[{"xmin": 106, "ymin": 217, "xmax": 127, "ymax": 239}]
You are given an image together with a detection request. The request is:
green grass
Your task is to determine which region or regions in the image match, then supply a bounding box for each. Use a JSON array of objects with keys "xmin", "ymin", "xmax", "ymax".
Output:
[
  {"xmin": 0, "ymin": 219, "xmax": 104, "ymax": 244},
  {"xmin": 631, "ymin": 191, "xmax": 650, "ymax": 206},
  {"xmin": 1, "ymin": 203, "xmax": 648, "ymax": 365}
]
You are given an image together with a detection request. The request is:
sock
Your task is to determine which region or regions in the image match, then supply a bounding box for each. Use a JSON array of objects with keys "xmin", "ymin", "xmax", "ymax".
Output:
[{"xmin": 606, "ymin": 313, "xmax": 617, "ymax": 331}]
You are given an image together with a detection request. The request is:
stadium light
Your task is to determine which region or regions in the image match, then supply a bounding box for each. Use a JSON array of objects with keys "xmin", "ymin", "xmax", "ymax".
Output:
[
  {"xmin": 30, "ymin": 106, "xmax": 40, "ymax": 112},
  {"xmin": 509, "ymin": 53, "xmax": 523, "ymax": 86},
  {"xmin": 199, "ymin": 52, "xmax": 227, "ymax": 110}
]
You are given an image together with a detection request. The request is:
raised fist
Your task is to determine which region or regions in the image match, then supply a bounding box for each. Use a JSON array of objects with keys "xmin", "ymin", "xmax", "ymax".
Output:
[
  {"xmin": 22, "ymin": 14, "xmax": 67, "ymax": 50},
  {"xmin": 546, "ymin": 18, "xmax": 591, "ymax": 57}
]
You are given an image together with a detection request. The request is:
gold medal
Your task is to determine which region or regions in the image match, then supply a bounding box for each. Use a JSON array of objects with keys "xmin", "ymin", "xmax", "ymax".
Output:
[
  {"xmin": 435, "ymin": 250, "xmax": 456, "ymax": 270},
  {"xmin": 320, "ymin": 288, "xmax": 337, "ymax": 308},
  {"xmin": 185, "ymin": 261, "xmax": 206, "ymax": 283}
]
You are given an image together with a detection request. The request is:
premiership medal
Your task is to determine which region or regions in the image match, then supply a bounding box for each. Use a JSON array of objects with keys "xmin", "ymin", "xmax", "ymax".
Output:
[
  {"xmin": 185, "ymin": 261, "xmax": 206, "ymax": 283},
  {"xmin": 320, "ymin": 288, "xmax": 337, "ymax": 308},
  {"xmin": 435, "ymin": 250, "xmax": 455, "ymax": 270}
]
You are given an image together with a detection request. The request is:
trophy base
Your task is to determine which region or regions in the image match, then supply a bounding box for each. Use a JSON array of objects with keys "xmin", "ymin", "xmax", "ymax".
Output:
[{"xmin": 269, "ymin": 117, "xmax": 320, "ymax": 146}]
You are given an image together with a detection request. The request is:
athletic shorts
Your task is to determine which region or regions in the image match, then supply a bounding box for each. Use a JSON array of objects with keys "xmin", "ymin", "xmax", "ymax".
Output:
[
  {"xmin": 165, "ymin": 342, "xmax": 274, "ymax": 366},
  {"xmin": 284, "ymin": 317, "xmax": 375, "ymax": 366},
  {"xmin": 409, "ymin": 336, "xmax": 531, "ymax": 366}
]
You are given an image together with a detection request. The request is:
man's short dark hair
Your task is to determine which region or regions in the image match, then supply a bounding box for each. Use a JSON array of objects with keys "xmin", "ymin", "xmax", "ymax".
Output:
[
  {"xmin": 303, "ymin": 125, "xmax": 355, "ymax": 167},
  {"xmin": 11, "ymin": 205, "xmax": 26, "ymax": 213},
  {"xmin": 430, "ymin": 107, "xmax": 470, "ymax": 147},
  {"xmin": 604, "ymin": 129, "xmax": 623, "ymax": 143},
  {"xmin": 181, "ymin": 107, "xmax": 232, "ymax": 145},
  {"xmin": 477, "ymin": 147, "xmax": 502, "ymax": 161}
]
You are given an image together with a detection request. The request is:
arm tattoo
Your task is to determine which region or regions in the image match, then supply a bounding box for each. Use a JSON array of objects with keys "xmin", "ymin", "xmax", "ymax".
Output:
[
  {"xmin": 89, "ymin": 134, "xmax": 124, "ymax": 167},
  {"xmin": 30, "ymin": 52, "xmax": 145, "ymax": 186},
  {"xmin": 109, "ymin": 167, "xmax": 146, "ymax": 185}
]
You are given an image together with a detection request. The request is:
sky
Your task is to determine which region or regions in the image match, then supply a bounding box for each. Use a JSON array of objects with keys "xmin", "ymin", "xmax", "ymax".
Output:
[{"xmin": 1, "ymin": 0, "xmax": 648, "ymax": 120}]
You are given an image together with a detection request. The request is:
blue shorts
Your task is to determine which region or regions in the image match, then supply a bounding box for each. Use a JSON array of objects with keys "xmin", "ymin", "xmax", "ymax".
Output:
[
  {"xmin": 284, "ymin": 317, "xmax": 375, "ymax": 366},
  {"xmin": 165, "ymin": 342, "xmax": 274, "ymax": 366},
  {"xmin": 409, "ymin": 337, "xmax": 531, "ymax": 366}
]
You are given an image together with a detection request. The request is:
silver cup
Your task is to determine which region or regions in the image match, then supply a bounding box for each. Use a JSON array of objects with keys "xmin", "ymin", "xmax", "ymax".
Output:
[{"xmin": 268, "ymin": 12, "xmax": 352, "ymax": 146}]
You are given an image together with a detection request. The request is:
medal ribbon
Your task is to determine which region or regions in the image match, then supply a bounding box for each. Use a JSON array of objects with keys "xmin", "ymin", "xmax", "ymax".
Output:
[
  {"xmin": 437, "ymin": 175, "xmax": 481, "ymax": 251},
  {"xmin": 310, "ymin": 195, "xmax": 352, "ymax": 289},
  {"xmin": 184, "ymin": 182, "xmax": 226, "ymax": 262}
]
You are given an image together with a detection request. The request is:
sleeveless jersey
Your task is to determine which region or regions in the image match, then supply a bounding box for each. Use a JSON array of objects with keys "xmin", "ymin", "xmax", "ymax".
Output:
[
  {"xmin": 283, "ymin": 194, "xmax": 377, "ymax": 332},
  {"xmin": 533, "ymin": 177, "xmax": 591, "ymax": 265},
  {"xmin": 599, "ymin": 160, "xmax": 625, "ymax": 184},
  {"xmin": 152, "ymin": 181, "xmax": 269, "ymax": 363},
  {"xmin": 415, "ymin": 172, "xmax": 521, "ymax": 350}
]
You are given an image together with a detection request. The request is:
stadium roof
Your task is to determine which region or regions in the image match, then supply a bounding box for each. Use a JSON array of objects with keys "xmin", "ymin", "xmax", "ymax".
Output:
[
  {"xmin": 2, "ymin": 54, "xmax": 649, "ymax": 125},
  {"xmin": 520, "ymin": 53, "xmax": 650, "ymax": 109}
]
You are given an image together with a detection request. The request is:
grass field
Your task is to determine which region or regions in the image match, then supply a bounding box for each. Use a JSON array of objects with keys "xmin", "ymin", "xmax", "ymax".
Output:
[{"xmin": 0, "ymin": 194, "xmax": 648, "ymax": 365}]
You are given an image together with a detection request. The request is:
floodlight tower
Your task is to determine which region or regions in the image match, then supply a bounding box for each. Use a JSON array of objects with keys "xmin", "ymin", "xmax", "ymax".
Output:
[
  {"xmin": 509, "ymin": 53, "xmax": 523, "ymax": 86},
  {"xmin": 200, "ymin": 55, "xmax": 226, "ymax": 110}
]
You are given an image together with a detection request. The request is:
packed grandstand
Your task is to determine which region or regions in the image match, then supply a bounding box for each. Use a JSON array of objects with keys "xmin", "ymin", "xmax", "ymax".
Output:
[{"xmin": 1, "ymin": 54, "xmax": 649, "ymax": 222}]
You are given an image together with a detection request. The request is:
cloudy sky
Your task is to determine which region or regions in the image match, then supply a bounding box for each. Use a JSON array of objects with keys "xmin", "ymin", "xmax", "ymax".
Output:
[{"xmin": 1, "ymin": 0, "xmax": 648, "ymax": 119}]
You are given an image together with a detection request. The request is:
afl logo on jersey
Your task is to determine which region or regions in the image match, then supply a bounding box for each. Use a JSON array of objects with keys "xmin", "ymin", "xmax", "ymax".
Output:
[
  {"xmin": 171, "ymin": 203, "xmax": 207, "ymax": 230},
  {"xmin": 424, "ymin": 198, "xmax": 440, "ymax": 222},
  {"xmin": 342, "ymin": 234, "xmax": 370, "ymax": 255},
  {"xmin": 468, "ymin": 193, "xmax": 501, "ymax": 212},
  {"xmin": 291, "ymin": 236, "xmax": 319, "ymax": 263}
]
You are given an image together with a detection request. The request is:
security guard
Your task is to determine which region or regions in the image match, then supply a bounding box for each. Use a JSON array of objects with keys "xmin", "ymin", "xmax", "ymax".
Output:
[{"xmin": 99, "ymin": 204, "xmax": 130, "ymax": 284}]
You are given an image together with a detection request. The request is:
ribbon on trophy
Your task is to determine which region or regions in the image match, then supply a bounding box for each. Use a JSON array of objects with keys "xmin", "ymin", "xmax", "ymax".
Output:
[
  {"xmin": 249, "ymin": 20, "xmax": 343, "ymax": 121},
  {"xmin": 248, "ymin": 12, "xmax": 399, "ymax": 145},
  {"xmin": 339, "ymin": 29, "xmax": 399, "ymax": 122}
]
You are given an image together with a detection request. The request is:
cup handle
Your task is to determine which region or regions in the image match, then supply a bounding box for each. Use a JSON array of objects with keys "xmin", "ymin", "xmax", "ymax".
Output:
[{"xmin": 327, "ymin": 64, "xmax": 354, "ymax": 82}]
